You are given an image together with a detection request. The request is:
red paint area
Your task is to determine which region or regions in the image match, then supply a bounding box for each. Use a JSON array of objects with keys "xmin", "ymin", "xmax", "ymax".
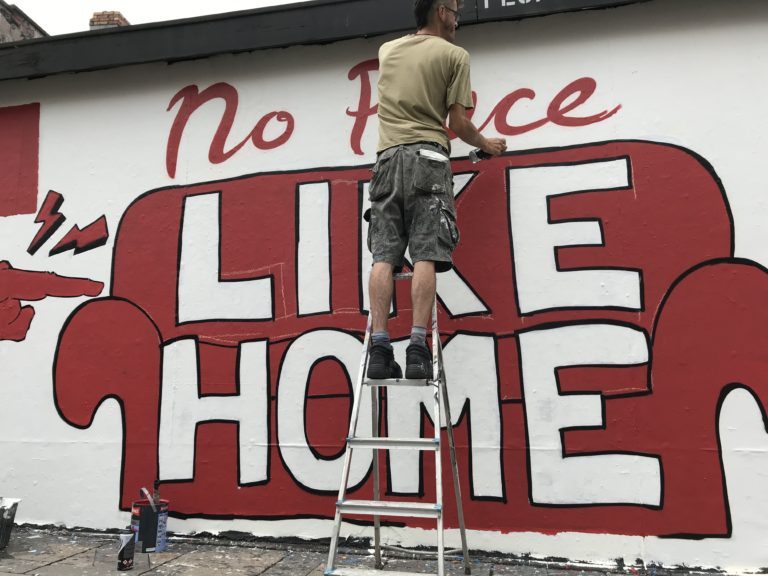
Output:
[
  {"xmin": 54, "ymin": 299, "xmax": 161, "ymax": 500},
  {"xmin": 28, "ymin": 191, "xmax": 66, "ymax": 255},
  {"xmin": 50, "ymin": 216, "xmax": 110, "ymax": 256},
  {"xmin": 28, "ymin": 191, "xmax": 110, "ymax": 256},
  {"xmin": 0, "ymin": 261, "xmax": 103, "ymax": 341},
  {"xmin": 54, "ymin": 141, "xmax": 743, "ymax": 536},
  {"xmin": 0, "ymin": 104, "xmax": 40, "ymax": 217}
]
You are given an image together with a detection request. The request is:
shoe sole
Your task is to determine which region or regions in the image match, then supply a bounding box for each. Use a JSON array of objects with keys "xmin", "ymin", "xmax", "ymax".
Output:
[
  {"xmin": 405, "ymin": 366, "xmax": 430, "ymax": 379},
  {"xmin": 368, "ymin": 364, "xmax": 403, "ymax": 380},
  {"xmin": 367, "ymin": 367, "xmax": 390, "ymax": 379}
]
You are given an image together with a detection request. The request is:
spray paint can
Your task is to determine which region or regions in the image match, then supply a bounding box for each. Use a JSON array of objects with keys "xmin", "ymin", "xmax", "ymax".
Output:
[
  {"xmin": 469, "ymin": 148, "xmax": 492, "ymax": 163},
  {"xmin": 117, "ymin": 529, "xmax": 135, "ymax": 571}
]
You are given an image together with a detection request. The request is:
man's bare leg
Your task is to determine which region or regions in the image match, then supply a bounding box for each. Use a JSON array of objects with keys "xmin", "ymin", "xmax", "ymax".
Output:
[
  {"xmin": 366, "ymin": 262, "xmax": 402, "ymax": 379},
  {"xmin": 405, "ymin": 260, "xmax": 436, "ymax": 379},
  {"xmin": 411, "ymin": 260, "xmax": 436, "ymax": 329},
  {"xmin": 369, "ymin": 262, "xmax": 394, "ymax": 333}
]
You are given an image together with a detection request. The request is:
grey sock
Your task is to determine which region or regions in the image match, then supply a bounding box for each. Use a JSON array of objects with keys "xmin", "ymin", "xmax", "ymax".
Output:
[
  {"xmin": 410, "ymin": 326, "xmax": 427, "ymax": 348},
  {"xmin": 372, "ymin": 331, "xmax": 391, "ymax": 348}
]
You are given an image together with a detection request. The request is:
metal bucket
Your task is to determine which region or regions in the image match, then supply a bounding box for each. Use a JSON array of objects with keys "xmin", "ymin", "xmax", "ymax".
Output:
[{"xmin": 130, "ymin": 499, "xmax": 168, "ymax": 552}]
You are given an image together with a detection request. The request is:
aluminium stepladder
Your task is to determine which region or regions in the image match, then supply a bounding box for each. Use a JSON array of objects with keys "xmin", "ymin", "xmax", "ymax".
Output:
[{"xmin": 325, "ymin": 272, "xmax": 471, "ymax": 576}]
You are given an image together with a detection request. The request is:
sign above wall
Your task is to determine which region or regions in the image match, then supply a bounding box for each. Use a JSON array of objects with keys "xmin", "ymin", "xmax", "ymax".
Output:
[{"xmin": 475, "ymin": 0, "xmax": 648, "ymax": 21}]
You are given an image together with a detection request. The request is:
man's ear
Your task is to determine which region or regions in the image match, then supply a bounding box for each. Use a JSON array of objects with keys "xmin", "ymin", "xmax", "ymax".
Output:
[{"xmin": 435, "ymin": 4, "xmax": 447, "ymax": 24}]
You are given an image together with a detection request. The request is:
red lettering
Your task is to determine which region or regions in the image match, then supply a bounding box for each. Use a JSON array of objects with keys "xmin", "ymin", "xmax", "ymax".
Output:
[
  {"xmin": 346, "ymin": 57, "xmax": 622, "ymax": 152},
  {"xmin": 251, "ymin": 112, "xmax": 294, "ymax": 150},
  {"xmin": 548, "ymin": 77, "xmax": 622, "ymax": 127},
  {"xmin": 346, "ymin": 59, "xmax": 379, "ymax": 156},
  {"xmin": 166, "ymin": 83, "xmax": 295, "ymax": 179},
  {"xmin": 485, "ymin": 88, "xmax": 548, "ymax": 136}
]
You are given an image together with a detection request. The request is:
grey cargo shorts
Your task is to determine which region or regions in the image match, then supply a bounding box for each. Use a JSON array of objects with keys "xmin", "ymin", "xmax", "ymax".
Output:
[{"xmin": 367, "ymin": 142, "xmax": 459, "ymax": 273}]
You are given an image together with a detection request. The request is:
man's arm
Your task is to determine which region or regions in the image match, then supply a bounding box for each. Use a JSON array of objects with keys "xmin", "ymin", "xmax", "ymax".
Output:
[{"xmin": 448, "ymin": 103, "xmax": 507, "ymax": 156}]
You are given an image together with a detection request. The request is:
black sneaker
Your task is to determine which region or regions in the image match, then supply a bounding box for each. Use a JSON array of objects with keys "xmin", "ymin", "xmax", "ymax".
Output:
[
  {"xmin": 405, "ymin": 343, "xmax": 432, "ymax": 380},
  {"xmin": 367, "ymin": 343, "xmax": 403, "ymax": 379}
]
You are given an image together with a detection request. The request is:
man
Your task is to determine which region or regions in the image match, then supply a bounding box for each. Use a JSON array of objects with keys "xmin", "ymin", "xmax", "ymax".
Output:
[{"xmin": 366, "ymin": 0, "xmax": 507, "ymax": 379}]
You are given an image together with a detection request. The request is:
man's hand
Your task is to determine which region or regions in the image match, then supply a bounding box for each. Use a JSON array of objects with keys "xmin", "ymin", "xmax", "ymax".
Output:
[
  {"xmin": 481, "ymin": 137, "xmax": 507, "ymax": 157},
  {"xmin": 0, "ymin": 261, "xmax": 103, "ymax": 341}
]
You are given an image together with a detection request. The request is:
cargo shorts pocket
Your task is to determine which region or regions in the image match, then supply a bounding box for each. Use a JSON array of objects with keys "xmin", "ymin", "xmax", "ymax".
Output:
[
  {"xmin": 438, "ymin": 201, "xmax": 460, "ymax": 251},
  {"xmin": 369, "ymin": 156, "xmax": 393, "ymax": 201},
  {"xmin": 413, "ymin": 150, "xmax": 450, "ymax": 195},
  {"xmin": 367, "ymin": 217, "xmax": 373, "ymax": 251}
]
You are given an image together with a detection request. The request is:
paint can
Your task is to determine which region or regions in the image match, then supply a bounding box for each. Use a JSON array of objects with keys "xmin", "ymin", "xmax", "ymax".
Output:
[
  {"xmin": 0, "ymin": 498, "xmax": 20, "ymax": 550},
  {"xmin": 130, "ymin": 499, "xmax": 169, "ymax": 552},
  {"xmin": 117, "ymin": 530, "xmax": 135, "ymax": 571}
]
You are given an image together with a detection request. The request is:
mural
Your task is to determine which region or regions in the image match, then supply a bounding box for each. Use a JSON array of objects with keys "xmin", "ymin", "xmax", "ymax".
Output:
[
  {"xmin": 4, "ymin": 2, "xmax": 768, "ymax": 569},
  {"xmin": 52, "ymin": 135, "xmax": 746, "ymax": 538}
]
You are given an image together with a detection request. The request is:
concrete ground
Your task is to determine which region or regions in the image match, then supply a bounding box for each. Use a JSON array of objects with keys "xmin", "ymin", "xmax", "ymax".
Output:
[{"xmin": 0, "ymin": 525, "xmax": 686, "ymax": 576}]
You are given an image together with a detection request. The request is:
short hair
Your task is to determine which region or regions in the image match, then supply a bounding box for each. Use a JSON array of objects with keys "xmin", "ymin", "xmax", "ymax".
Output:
[{"xmin": 414, "ymin": 0, "xmax": 462, "ymax": 29}]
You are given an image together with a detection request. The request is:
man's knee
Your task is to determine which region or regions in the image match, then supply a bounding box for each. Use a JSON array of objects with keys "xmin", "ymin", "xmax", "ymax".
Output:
[
  {"xmin": 412, "ymin": 261, "xmax": 436, "ymax": 293},
  {"xmin": 412, "ymin": 260, "xmax": 436, "ymax": 277},
  {"xmin": 369, "ymin": 263, "xmax": 394, "ymax": 294},
  {"xmin": 371, "ymin": 262, "xmax": 395, "ymax": 279}
]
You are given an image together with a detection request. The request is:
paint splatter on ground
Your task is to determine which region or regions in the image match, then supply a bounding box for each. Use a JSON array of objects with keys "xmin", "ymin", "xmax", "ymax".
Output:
[{"xmin": 0, "ymin": 526, "xmax": 708, "ymax": 576}]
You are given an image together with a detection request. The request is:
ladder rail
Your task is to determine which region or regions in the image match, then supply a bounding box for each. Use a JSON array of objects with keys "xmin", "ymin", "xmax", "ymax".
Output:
[
  {"xmin": 371, "ymin": 372, "xmax": 382, "ymax": 569},
  {"xmin": 382, "ymin": 544, "xmax": 465, "ymax": 557},
  {"xmin": 438, "ymin": 338, "xmax": 471, "ymax": 575},
  {"xmin": 431, "ymin": 297, "xmax": 445, "ymax": 576},
  {"xmin": 326, "ymin": 314, "xmax": 373, "ymax": 573}
]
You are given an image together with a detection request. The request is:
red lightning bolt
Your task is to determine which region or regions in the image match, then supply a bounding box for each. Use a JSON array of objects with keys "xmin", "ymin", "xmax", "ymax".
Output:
[
  {"xmin": 49, "ymin": 216, "xmax": 109, "ymax": 256},
  {"xmin": 27, "ymin": 190, "xmax": 66, "ymax": 255}
]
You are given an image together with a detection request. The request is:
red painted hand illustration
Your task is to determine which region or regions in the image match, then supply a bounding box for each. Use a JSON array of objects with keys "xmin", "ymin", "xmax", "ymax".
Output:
[{"xmin": 0, "ymin": 261, "xmax": 103, "ymax": 341}]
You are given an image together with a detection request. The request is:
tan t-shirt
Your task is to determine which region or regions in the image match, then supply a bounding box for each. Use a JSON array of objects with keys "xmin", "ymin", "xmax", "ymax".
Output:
[{"xmin": 376, "ymin": 34, "xmax": 474, "ymax": 153}]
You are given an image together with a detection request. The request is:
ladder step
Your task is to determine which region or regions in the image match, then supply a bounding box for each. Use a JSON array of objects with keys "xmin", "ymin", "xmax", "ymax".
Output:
[
  {"xmin": 393, "ymin": 272, "xmax": 413, "ymax": 281},
  {"xmin": 325, "ymin": 568, "xmax": 431, "ymax": 576},
  {"xmin": 348, "ymin": 437, "xmax": 439, "ymax": 450},
  {"xmin": 338, "ymin": 499, "xmax": 441, "ymax": 518},
  {"xmin": 364, "ymin": 377, "xmax": 431, "ymax": 387}
]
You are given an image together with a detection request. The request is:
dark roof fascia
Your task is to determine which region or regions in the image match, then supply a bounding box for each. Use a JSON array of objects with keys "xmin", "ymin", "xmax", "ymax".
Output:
[{"xmin": 0, "ymin": 0, "xmax": 649, "ymax": 82}]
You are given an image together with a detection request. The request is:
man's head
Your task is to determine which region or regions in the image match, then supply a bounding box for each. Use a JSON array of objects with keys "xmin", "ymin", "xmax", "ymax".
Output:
[{"xmin": 414, "ymin": 0, "xmax": 461, "ymax": 43}]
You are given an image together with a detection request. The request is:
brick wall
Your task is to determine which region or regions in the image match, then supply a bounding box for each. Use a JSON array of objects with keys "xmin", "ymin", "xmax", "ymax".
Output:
[{"xmin": 89, "ymin": 11, "xmax": 130, "ymax": 30}]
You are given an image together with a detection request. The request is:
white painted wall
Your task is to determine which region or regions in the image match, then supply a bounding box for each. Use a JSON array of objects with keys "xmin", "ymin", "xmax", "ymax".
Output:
[{"xmin": 2, "ymin": 0, "xmax": 768, "ymax": 571}]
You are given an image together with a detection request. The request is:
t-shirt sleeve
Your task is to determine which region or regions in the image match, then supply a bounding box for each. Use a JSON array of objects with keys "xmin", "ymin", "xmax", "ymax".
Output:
[{"xmin": 446, "ymin": 49, "xmax": 474, "ymax": 110}]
